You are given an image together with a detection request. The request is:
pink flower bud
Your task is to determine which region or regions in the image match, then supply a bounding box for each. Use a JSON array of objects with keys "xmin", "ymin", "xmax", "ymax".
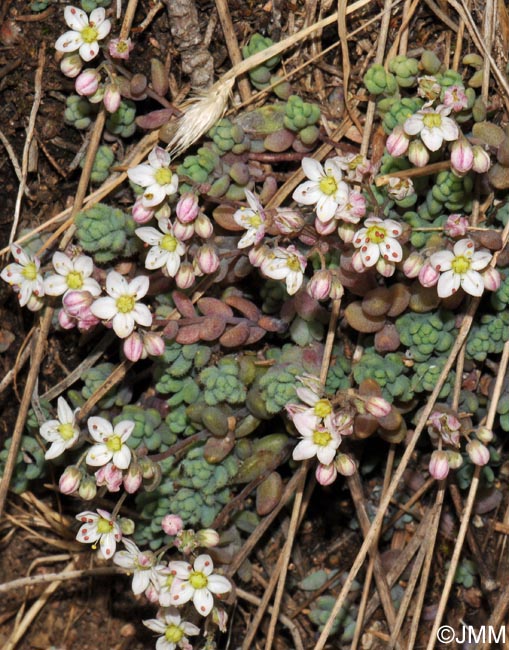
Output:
[
  {"xmin": 335, "ymin": 453, "xmax": 356, "ymax": 476},
  {"xmin": 316, "ymin": 462, "xmax": 337, "ymax": 485},
  {"xmin": 78, "ymin": 475, "xmax": 97, "ymax": 500},
  {"xmin": 124, "ymin": 332, "xmax": 144, "ymax": 361},
  {"xmin": 196, "ymin": 244, "xmax": 220, "ymax": 274},
  {"xmin": 194, "ymin": 213, "xmax": 214, "ymax": 239},
  {"xmin": 446, "ymin": 450, "xmax": 463, "ymax": 470},
  {"xmin": 386, "ymin": 126, "xmax": 410, "ymax": 157},
  {"xmin": 176, "ymin": 193, "xmax": 200, "ymax": 223},
  {"xmin": 476, "ymin": 426, "xmax": 494, "ymax": 444},
  {"xmin": 329, "ymin": 275, "xmax": 345, "ymax": 300},
  {"xmin": 77, "ymin": 310, "xmax": 101, "ymax": 331},
  {"xmin": 95, "ymin": 463, "xmax": 123, "ymax": 492},
  {"xmin": 58, "ymin": 308, "xmax": 76, "ymax": 330},
  {"xmin": 403, "ymin": 251, "xmax": 424, "ymax": 278},
  {"xmin": 132, "ymin": 197, "xmax": 155, "ymax": 224},
  {"xmin": 212, "ymin": 608, "xmax": 229, "ymax": 633},
  {"xmin": 103, "ymin": 83, "xmax": 121, "ymax": 113},
  {"xmin": 387, "ymin": 177, "xmax": 415, "ymax": 201},
  {"xmin": 419, "ymin": 262, "xmax": 440, "ymax": 287},
  {"xmin": 408, "ymin": 140, "xmax": 430, "ymax": 167},
  {"xmin": 60, "ymin": 53, "xmax": 83, "ymax": 78},
  {"xmin": 337, "ymin": 222, "xmax": 356, "ymax": 243},
  {"xmin": 376, "ymin": 256, "xmax": 396, "ymax": 278},
  {"xmin": 175, "ymin": 261, "xmax": 195, "ymax": 289},
  {"xmin": 472, "ymin": 145, "xmax": 491, "ymax": 173},
  {"xmin": 466, "ymin": 439, "xmax": 490, "ymax": 466},
  {"xmin": 483, "ymin": 266, "xmax": 501, "ymax": 292},
  {"xmin": 315, "ymin": 217, "xmax": 337, "ymax": 236},
  {"xmin": 429, "ymin": 450, "xmax": 450, "ymax": 480},
  {"xmin": 196, "ymin": 528, "xmax": 220, "ymax": 548},
  {"xmin": 75, "ymin": 68, "xmax": 101, "ymax": 96},
  {"xmin": 307, "ymin": 270, "xmax": 332, "ymax": 301},
  {"xmin": 88, "ymin": 86, "xmax": 105, "ymax": 104},
  {"xmin": 108, "ymin": 37, "xmax": 134, "ymax": 60},
  {"xmin": 443, "ymin": 85, "xmax": 469, "ymax": 112},
  {"xmin": 173, "ymin": 220, "xmax": 195, "ymax": 241},
  {"xmin": 63, "ymin": 290, "xmax": 94, "ymax": 318},
  {"xmin": 123, "ymin": 463, "xmax": 143, "ymax": 493},
  {"xmin": 351, "ymin": 250, "xmax": 366, "ymax": 273},
  {"xmin": 59, "ymin": 466, "xmax": 82, "ymax": 494},
  {"xmin": 162, "ymin": 514, "xmax": 184, "ymax": 536},
  {"xmin": 145, "ymin": 584, "xmax": 160, "ymax": 603},
  {"xmin": 450, "ymin": 137, "xmax": 473, "ymax": 174},
  {"xmin": 364, "ymin": 396, "xmax": 392, "ymax": 418},
  {"xmin": 139, "ymin": 457, "xmax": 157, "ymax": 479},
  {"xmin": 273, "ymin": 208, "xmax": 305, "ymax": 235},
  {"xmin": 444, "ymin": 214, "xmax": 468, "ymax": 237},
  {"xmin": 143, "ymin": 332, "xmax": 165, "ymax": 357},
  {"xmin": 249, "ymin": 245, "xmax": 269, "ymax": 268}
]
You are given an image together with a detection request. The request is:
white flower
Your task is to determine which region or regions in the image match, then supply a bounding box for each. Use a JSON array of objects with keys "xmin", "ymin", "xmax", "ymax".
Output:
[
  {"xmin": 352, "ymin": 217, "xmax": 403, "ymax": 272},
  {"xmin": 429, "ymin": 238, "xmax": 492, "ymax": 298},
  {"xmin": 39, "ymin": 397, "xmax": 80, "ymax": 459},
  {"xmin": 113, "ymin": 538, "xmax": 158, "ymax": 594},
  {"xmin": 76, "ymin": 508, "xmax": 122, "ymax": 558},
  {"xmin": 55, "ymin": 6, "xmax": 111, "ymax": 62},
  {"xmin": 44, "ymin": 251, "xmax": 101, "ymax": 297},
  {"xmin": 86, "ymin": 416, "xmax": 134, "ymax": 469},
  {"xmin": 128, "ymin": 147, "xmax": 179, "ymax": 208},
  {"xmin": 292, "ymin": 424, "xmax": 342, "ymax": 465},
  {"xmin": 168, "ymin": 554, "xmax": 231, "ymax": 616},
  {"xmin": 292, "ymin": 157, "xmax": 350, "ymax": 222},
  {"xmin": 233, "ymin": 190, "xmax": 266, "ymax": 248},
  {"xmin": 403, "ymin": 104, "xmax": 459, "ymax": 151},
  {"xmin": 286, "ymin": 375, "xmax": 337, "ymax": 436},
  {"xmin": 1, "ymin": 244, "xmax": 45, "ymax": 307},
  {"xmin": 143, "ymin": 607, "xmax": 200, "ymax": 650},
  {"xmin": 90, "ymin": 271, "xmax": 152, "ymax": 338},
  {"xmin": 261, "ymin": 245, "xmax": 307, "ymax": 295},
  {"xmin": 135, "ymin": 219, "xmax": 186, "ymax": 277}
]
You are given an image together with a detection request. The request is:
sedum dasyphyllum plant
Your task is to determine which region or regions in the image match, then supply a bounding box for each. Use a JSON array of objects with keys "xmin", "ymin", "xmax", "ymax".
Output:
[{"xmin": 2, "ymin": 4, "xmax": 509, "ymax": 645}]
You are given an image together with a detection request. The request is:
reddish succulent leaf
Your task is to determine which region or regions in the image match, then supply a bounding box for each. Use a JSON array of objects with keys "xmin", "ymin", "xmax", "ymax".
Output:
[
  {"xmin": 224, "ymin": 294, "xmax": 261, "ymax": 321},
  {"xmin": 172, "ymin": 291, "xmax": 197, "ymax": 318},
  {"xmin": 219, "ymin": 322, "xmax": 250, "ymax": 347},
  {"xmin": 203, "ymin": 432, "xmax": 236, "ymax": 463},
  {"xmin": 256, "ymin": 471, "xmax": 283, "ymax": 516},
  {"xmin": 176, "ymin": 324, "xmax": 202, "ymax": 344},
  {"xmin": 257, "ymin": 315, "xmax": 286, "ymax": 332},
  {"xmin": 136, "ymin": 108, "xmax": 174, "ymax": 130},
  {"xmin": 199, "ymin": 316, "xmax": 227, "ymax": 341},
  {"xmin": 345, "ymin": 301, "xmax": 385, "ymax": 333},
  {"xmin": 212, "ymin": 205, "xmax": 244, "ymax": 232},
  {"xmin": 197, "ymin": 297, "xmax": 234, "ymax": 319},
  {"xmin": 163, "ymin": 321, "xmax": 179, "ymax": 339},
  {"xmin": 245, "ymin": 326, "xmax": 266, "ymax": 345}
]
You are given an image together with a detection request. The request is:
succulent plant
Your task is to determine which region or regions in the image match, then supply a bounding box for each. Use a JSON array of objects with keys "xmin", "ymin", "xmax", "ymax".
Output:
[
  {"xmin": 68, "ymin": 362, "xmax": 133, "ymax": 409},
  {"xmin": 114, "ymin": 405, "xmax": 176, "ymax": 452},
  {"xmin": 199, "ymin": 359, "xmax": 247, "ymax": 406},
  {"xmin": 65, "ymin": 94, "xmax": 98, "ymax": 130},
  {"xmin": 466, "ymin": 311, "xmax": 509, "ymax": 361},
  {"xmin": 453, "ymin": 559, "xmax": 478, "ymax": 588},
  {"xmin": 80, "ymin": 144, "xmax": 115, "ymax": 184},
  {"xmin": 242, "ymin": 34, "xmax": 281, "ymax": 90},
  {"xmin": 353, "ymin": 348, "xmax": 413, "ymax": 403},
  {"xmin": 0, "ymin": 435, "xmax": 46, "ymax": 493},
  {"xmin": 411, "ymin": 357, "xmax": 455, "ymax": 398},
  {"xmin": 378, "ymin": 96, "xmax": 424, "ymax": 134},
  {"xmin": 388, "ymin": 55, "xmax": 419, "ymax": 88},
  {"xmin": 105, "ymin": 99, "xmax": 136, "ymax": 138},
  {"xmin": 364, "ymin": 64, "xmax": 398, "ymax": 96},
  {"xmin": 80, "ymin": 0, "xmax": 111, "ymax": 12},
  {"xmin": 396, "ymin": 310, "xmax": 455, "ymax": 362},
  {"xmin": 208, "ymin": 118, "xmax": 249, "ymax": 155}
]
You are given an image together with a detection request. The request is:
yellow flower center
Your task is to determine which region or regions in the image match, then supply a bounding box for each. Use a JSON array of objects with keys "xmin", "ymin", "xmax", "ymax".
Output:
[
  {"xmin": 318, "ymin": 176, "xmax": 338, "ymax": 196},
  {"xmin": 116, "ymin": 295, "xmax": 135, "ymax": 314},
  {"xmin": 81, "ymin": 25, "xmax": 99, "ymax": 44},
  {"xmin": 189, "ymin": 570, "xmax": 208, "ymax": 590},
  {"xmin": 365, "ymin": 225, "xmax": 387, "ymax": 244},
  {"xmin": 67, "ymin": 270, "xmax": 84, "ymax": 290},
  {"xmin": 312, "ymin": 429, "xmax": 332, "ymax": 447},
  {"xmin": 164, "ymin": 574, "xmax": 175, "ymax": 588},
  {"xmin": 314, "ymin": 399, "xmax": 332, "ymax": 418},
  {"xmin": 451, "ymin": 255, "xmax": 471, "ymax": 274},
  {"xmin": 286, "ymin": 255, "xmax": 302, "ymax": 272},
  {"xmin": 423, "ymin": 113, "xmax": 442, "ymax": 129},
  {"xmin": 106, "ymin": 435, "xmax": 122, "ymax": 452},
  {"xmin": 348, "ymin": 155, "xmax": 363, "ymax": 170},
  {"xmin": 248, "ymin": 213, "xmax": 262, "ymax": 228},
  {"xmin": 96, "ymin": 517, "xmax": 112, "ymax": 534},
  {"xmin": 22, "ymin": 262, "xmax": 38, "ymax": 281},
  {"xmin": 58, "ymin": 422, "xmax": 76, "ymax": 441},
  {"xmin": 154, "ymin": 167, "xmax": 173, "ymax": 186},
  {"xmin": 165, "ymin": 624, "xmax": 184, "ymax": 643},
  {"xmin": 116, "ymin": 40, "xmax": 129, "ymax": 53},
  {"xmin": 161, "ymin": 234, "xmax": 178, "ymax": 252}
]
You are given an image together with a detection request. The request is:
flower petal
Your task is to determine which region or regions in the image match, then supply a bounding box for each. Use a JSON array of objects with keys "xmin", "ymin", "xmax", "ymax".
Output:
[
  {"xmin": 128, "ymin": 164, "xmax": 156, "ymax": 188},
  {"xmin": 145, "ymin": 247, "xmax": 168, "ymax": 270},
  {"xmin": 193, "ymin": 588, "xmax": 213, "ymax": 616},
  {"xmin": 437, "ymin": 269, "xmax": 460, "ymax": 297},
  {"xmin": 86, "ymin": 444, "xmax": 112, "ymax": 466},
  {"xmin": 44, "ymin": 275, "xmax": 69, "ymax": 296},
  {"xmin": 91, "ymin": 296, "xmax": 117, "ymax": 320},
  {"xmin": 129, "ymin": 275, "xmax": 150, "ymax": 299},
  {"xmin": 79, "ymin": 40, "xmax": 99, "ymax": 62},
  {"xmin": 106, "ymin": 271, "xmax": 127, "ymax": 298},
  {"xmin": 88, "ymin": 416, "xmax": 112, "ymax": 441},
  {"xmin": 207, "ymin": 575, "xmax": 231, "ymax": 594},
  {"xmin": 112, "ymin": 445, "xmax": 131, "ymax": 469},
  {"xmin": 55, "ymin": 30, "xmax": 82, "ymax": 53},
  {"xmin": 135, "ymin": 227, "xmax": 163, "ymax": 246},
  {"xmin": 112, "ymin": 312, "xmax": 135, "ymax": 338},
  {"xmin": 292, "ymin": 181, "xmax": 321, "ymax": 206},
  {"xmin": 301, "ymin": 157, "xmax": 325, "ymax": 182},
  {"xmin": 461, "ymin": 270, "xmax": 484, "ymax": 296},
  {"xmin": 64, "ymin": 6, "xmax": 88, "ymax": 30}
]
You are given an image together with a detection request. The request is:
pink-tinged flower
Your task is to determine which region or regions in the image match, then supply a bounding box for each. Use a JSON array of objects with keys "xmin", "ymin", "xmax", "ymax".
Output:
[
  {"xmin": 336, "ymin": 190, "xmax": 366, "ymax": 224},
  {"xmin": 196, "ymin": 529, "xmax": 220, "ymax": 548},
  {"xmin": 176, "ymin": 193, "xmax": 199, "ymax": 223},
  {"xmin": 59, "ymin": 465, "xmax": 82, "ymax": 494},
  {"xmin": 114, "ymin": 538, "xmax": 158, "ymax": 594},
  {"xmin": 60, "ymin": 53, "xmax": 83, "ymax": 78},
  {"xmin": 175, "ymin": 262, "xmax": 195, "ymax": 289},
  {"xmin": 352, "ymin": 217, "xmax": 403, "ymax": 269},
  {"xmin": 143, "ymin": 607, "xmax": 200, "ymax": 650},
  {"xmin": 86, "ymin": 417, "xmax": 134, "ymax": 469},
  {"xmin": 195, "ymin": 244, "xmax": 220, "ymax": 274},
  {"xmin": 108, "ymin": 37, "xmax": 133, "ymax": 60},
  {"xmin": 429, "ymin": 450, "xmax": 450, "ymax": 480},
  {"xmin": 273, "ymin": 208, "xmax": 305, "ymax": 234},
  {"xmin": 386, "ymin": 126, "xmax": 410, "ymax": 157},
  {"xmin": 408, "ymin": 140, "xmax": 429, "ymax": 167},
  {"xmin": 444, "ymin": 214, "xmax": 469, "ymax": 238},
  {"xmin": 292, "ymin": 157, "xmax": 350, "ymax": 222},
  {"xmin": 55, "ymin": 6, "xmax": 111, "ymax": 62},
  {"xmin": 429, "ymin": 238, "xmax": 492, "ymax": 298},
  {"xmin": 287, "ymin": 375, "xmax": 337, "ymax": 435},
  {"xmin": 442, "ymin": 85, "xmax": 469, "ymax": 112},
  {"xmin": 403, "ymin": 251, "xmax": 424, "ymax": 278},
  {"xmin": 315, "ymin": 217, "xmax": 337, "ymax": 236},
  {"xmin": 472, "ymin": 145, "xmax": 491, "ymax": 173},
  {"xmin": 76, "ymin": 508, "xmax": 121, "ymax": 558},
  {"xmin": 91, "ymin": 271, "xmax": 152, "ymax": 338},
  {"xmin": 95, "ymin": 462, "xmax": 123, "ymax": 492},
  {"xmin": 335, "ymin": 453, "xmax": 356, "ymax": 476},
  {"xmin": 132, "ymin": 196, "xmax": 155, "ymax": 224},
  {"xmin": 249, "ymin": 245, "xmax": 270, "ymax": 268},
  {"xmin": 261, "ymin": 245, "xmax": 307, "ymax": 295},
  {"xmin": 168, "ymin": 554, "xmax": 231, "ymax": 616},
  {"xmin": 335, "ymin": 152, "xmax": 374, "ymax": 181},
  {"xmin": 466, "ymin": 439, "xmax": 490, "ymax": 466},
  {"xmin": 136, "ymin": 219, "xmax": 186, "ymax": 277},
  {"xmin": 103, "ymin": 83, "xmax": 121, "ymax": 113},
  {"xmin": 233, "ymin": 190, "xmax": 266, "ymax": 248},
  {"xmin": 123, "ymin": 332, "xmax": 144, "ymax": 362},
  {"xmin": 293, "ymin": 424, "xmax": 342, "ymax": 465},
  {"xmin": 75, "ymin": 68, "xmax": 100, "ymax": 96},
  {"xmin": 307, "ymin": 270, "xmax": 332, "ymax": 301},
  {"xmin": 78, "ymin": 475, "xmax": 97, "ymax": 500},
  {"xmin": 446, "ymin": 450, "xmax": 463, "ymax": 470},
  {"xmin": 127, "ymin": 147, "xmax": 179, "ymax": 208},
  {"xmin": 44, "ymin": 252, "xmax": 100, "ymax": 297},
  {"xmin": 337, "ymin": 222, "xmax": 356, "ymax": 244},
  {"xmin": 39, "ymin": 397, "xmax": 80, "ymax": 460},
  {"xmin": 194, "ymin": 213, "xmax": 214, "ymax": 239},
  {"xmin": 483, "ymin": 266, "xmax": 501, "ymax": 292},
  {"xmin": 387, "ymin": 177, "xmax": 415, "ymax": 201},
  {"xmin": 316, "ymin": 462, "xmax": 337, "ymax": 485},
  {"xmin": 143, "ymin": 331, "xmax": 165, "ymax": 357},
  {"xmin": 476, "ymin": 427, "xmax": 494, "ymax": 445},
  {"xmin": 173, "ymin": 220, "xmax": 195, "ymax": 241},
  {"xmin": 1, "ymin": 244, "xmax": 45, "ymax": 307},
  {"xmin": 404, "ymin": 104, "xmax": 459, "ymax": 151},
  {"xmin": 364, "ymin": 396, "xmax": 391, "ymax": 418},
  {"xmin": 162, "ymin": 514, "xmax": 184, "ymax": 536},
  {"xmin": 62, "ymin": 290, "xmax": 100, "ymax": 331},
  {"xmin": 418, "ymin": 262, "xmax": 440, "ymax": 287},
  {"xmin": 428, "ymin": 410, "xmax": 461, "ymax": 447},
  {"xmin": 450, "ymin": 137, "xmax": 473, "ymax": 174},
  {"xmin": 123, "ymin": 463, "xmax": 143, "ymax": 493},
  {"xmin": 417, "ymin": 75, "xmax": 441, "ymax": 101}
]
